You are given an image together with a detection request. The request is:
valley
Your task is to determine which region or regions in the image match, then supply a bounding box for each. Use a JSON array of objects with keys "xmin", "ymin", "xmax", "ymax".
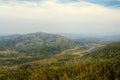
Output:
[
  {"xmin": 0, "ymin": 0, "xmax": 120, "ymax": 79},
  {"xmin": 0, "ymin": 32, "xmax": 119, "ymax": 80}
]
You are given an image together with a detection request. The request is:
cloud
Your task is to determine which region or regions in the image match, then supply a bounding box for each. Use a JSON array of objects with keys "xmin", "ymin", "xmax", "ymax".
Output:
[
  {"xmin": 58, "ymin": 0, "xmax": 120, "ymax": 8},
  {"xmin": 1, "ymin": 0, "xmax": 120, "ymax": 8},
  {"xmin": 0, "ymin": 0, "xmax": 120, "ymax": 34}
]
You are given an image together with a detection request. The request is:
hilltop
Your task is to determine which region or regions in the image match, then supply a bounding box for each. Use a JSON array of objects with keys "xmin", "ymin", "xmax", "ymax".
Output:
[{"xmin": 0, "ymin": 32, "xmax": 74, "ymax": 56}]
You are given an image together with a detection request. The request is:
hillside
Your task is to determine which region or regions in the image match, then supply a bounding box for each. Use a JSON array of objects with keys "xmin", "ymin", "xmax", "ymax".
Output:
[
  {"xmin": 0, "ymin": 42, "xmax": 119, "ymax": 80},
  {"xmin": 0, "ymin": 32, "xmax": 74, "ymax": 56},
  {"xmin": 85, "ymin": 42, "xmax": 120, "ymax": 59}
]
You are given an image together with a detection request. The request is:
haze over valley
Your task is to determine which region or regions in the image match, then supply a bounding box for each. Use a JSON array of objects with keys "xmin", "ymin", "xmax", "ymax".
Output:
[{"xmin": 0, "ymin": 0, "xmax": 120, "ymax": 80}]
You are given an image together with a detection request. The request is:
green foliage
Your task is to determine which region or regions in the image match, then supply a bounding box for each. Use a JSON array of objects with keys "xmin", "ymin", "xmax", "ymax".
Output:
[
  {"xmin": 73, "ymin": 38, "xmax": 101, "ymax": 46},
  {"xmin": 0, "ymin": 32, "xmax": 74, "ymax": 56},
  {"xmin": 0, "ymin": 59, "xmax": 119, "ymax": 80},
  {"xmin": 0, "ymin": 42, "xmax": 120, "ymax": 80},
  {"xmin": 85, "ymin": 42, "xmax": 120, "ymax": 59}
]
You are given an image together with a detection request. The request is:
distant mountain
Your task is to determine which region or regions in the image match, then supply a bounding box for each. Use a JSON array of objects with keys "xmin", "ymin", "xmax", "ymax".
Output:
[
  {"xmin": 0, "ymin": 32, "xmax": 74, "ymax": 56},
  {"xmin": 100, "ymin": 35, "xmax": 120, "ymax": 43},
  {"xmin": 58, "ymin": 33, "xmax": 103, "ymax": 39},
  {"xmin": 0, "ymin": 33, "xmax": 11, "ymax": 36},
  {"xmin": 59, "ymin": 33, "xmax": 120, "ymax": 44}
]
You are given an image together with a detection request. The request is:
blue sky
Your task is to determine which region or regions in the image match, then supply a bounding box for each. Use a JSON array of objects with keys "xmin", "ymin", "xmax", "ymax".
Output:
[
  {"xmin": 0, "ymin": 0, "xmax": 120, "ymax": 35},
  {"xmin": 85, "ymin": 0, "xmax": 120, "ymax": 7},
  {"xmin": 7, "ymin": 0, "xmax": 120, "ymax": 7}
]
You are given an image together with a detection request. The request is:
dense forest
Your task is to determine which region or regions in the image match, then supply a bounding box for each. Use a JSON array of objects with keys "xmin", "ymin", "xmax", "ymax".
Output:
[{"xmin": 0, "ymin": 35, "xmax": 119, "ymax": 80}]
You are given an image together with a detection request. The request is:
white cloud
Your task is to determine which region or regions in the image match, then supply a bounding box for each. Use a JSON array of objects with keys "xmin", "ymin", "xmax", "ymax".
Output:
[{"xmin": 0, "ymin": 0, "xmax": 120, "ymax": 34}]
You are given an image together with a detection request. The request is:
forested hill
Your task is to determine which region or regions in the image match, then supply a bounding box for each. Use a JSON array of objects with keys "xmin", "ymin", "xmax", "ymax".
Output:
[
  {"xmin": 0, "ymin": 32, "xmax": 74, "ymax": 55},
  {"xmin": 84, "ymin": 42, "xmax": 120, "ymax": 60},
  {"xmin": 0, "ymin": 42, "xmax": 119, "ymax": 80}
]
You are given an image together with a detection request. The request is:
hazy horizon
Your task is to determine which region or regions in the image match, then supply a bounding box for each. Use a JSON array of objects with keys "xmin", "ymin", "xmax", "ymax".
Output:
[{"xmin": 0, "ymin": 0, "xmax": 120, "ymax": 35}]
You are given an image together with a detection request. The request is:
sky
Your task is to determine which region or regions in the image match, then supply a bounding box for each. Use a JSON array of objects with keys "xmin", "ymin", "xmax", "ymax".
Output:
[{"xmin": 0, "ymin": 0, "xmax": 120, "ymax": 35}]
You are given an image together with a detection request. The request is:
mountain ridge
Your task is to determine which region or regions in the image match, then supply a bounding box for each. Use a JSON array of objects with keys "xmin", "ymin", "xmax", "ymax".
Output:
[{"xmin": 0, "ymin": 32, "xmax": 74, "ymax": 56}]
